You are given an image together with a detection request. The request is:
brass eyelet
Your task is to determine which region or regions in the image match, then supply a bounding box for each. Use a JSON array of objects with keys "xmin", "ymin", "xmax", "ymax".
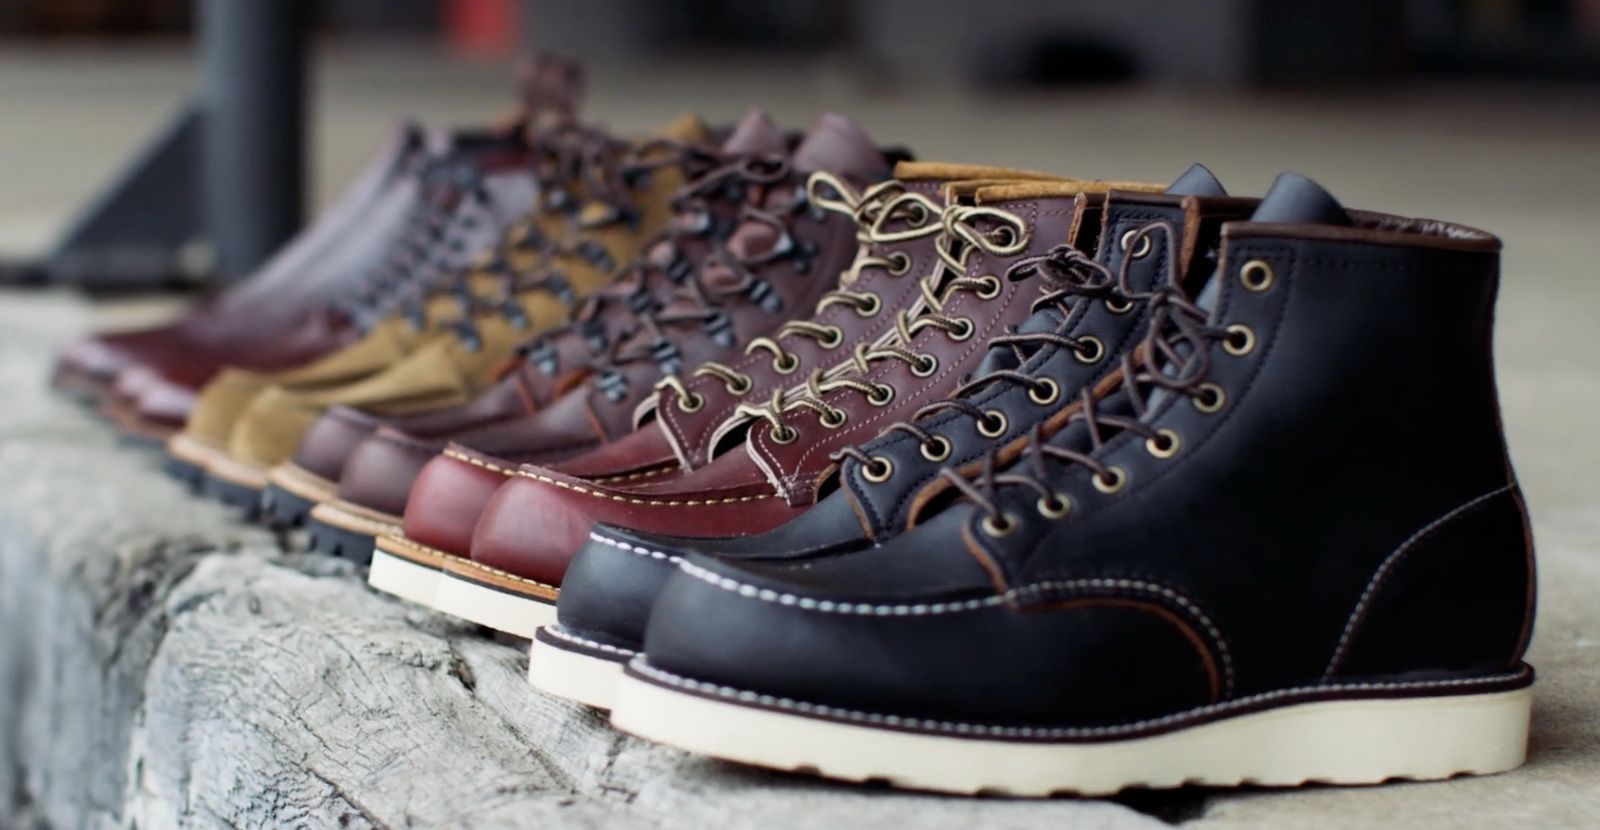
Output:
[
  {"xmin": 1092, "ymin": 466, "xmax": 1128, "ymax": 494},
  {"xmin": 948, "ymin": 317, "xmax": 976, "ymax": 342},
  {"xmin": 920, "ymin": 435, "xmax": 952, "ymax": 462},
  {"xmin": 1106, "ymin": 296, "xmax": 1135, "ymax": 314},
  {"xmin": 1223, "ymin": 323, "xmax": 1255, "ymax": 356},
  {"xmin": 1240, "ymin": 259, "xmax": 1274, "ymax": 292},
  {"xmin": 773, "ymin": 353, "xmax": 800, "ymax": 375},
  {"xmin": 726, "ymin": 376, "xmax": 753, "ymax": 395},
  {"xmin": 820, "ymin": 408, "xmax": 848, "ymax": 429},
  {"xmin": 676, "ymin": 392, "xmax": 704, "ymax": 413},
  {"xmin": 856, "ymin": 294, "xmax": 882, "ymax": 317},
  {"xmin": 980, "ymin": 512, "xmax": 1019, "ymax": 538},
  {"xmin": 977, "ymin": 409, "xmax": 1008, "ymax": 438},
  {"xmin": 1145, "ymin": 428, "xmax": 1181, "ymax": 459},
  {"xmin": 769, "ymin": 425, "xmax": 798, "ymax": 444},
  {"xmin": 868, "ymin": 383, "xmax": 895, "ymax": 406},
  {"xmin": 1120, "ymin": 228, "xmax": 1152, "ymax": 259},
  {"xmin": 1192, "ymin": 382, "xmax": 1227, "ymax": 413},
  {"xmin": 905, "ymin": 203, "xmax": 930, "ymax": 226},
  {"xmin": 975, "ymin": 274, "xmax": 1003, "ymax": 300},
  {"xmin": 1028, "ymin": 377, "xmax": 1060, "ymax": 406},
  {"xmin": 887, "ymin": 251, "xmax": 911, "ymax": 276},
  {"xmin": 818, "ymin": 326, "xmax": 844, "ymax": 349},
  {"xmin": 911, "ymin": 354, "xmax": 939, "ymax": 378},
  {"xmin": 1074, "ymin": 335, "xmax": 1105, "ymax": 364},
  {"xmin": 861, "ymin": 455, "xmax": 894, "ymax": 483},
  {"xmin": 1036, "ymin": 492, "xmax": 1072, "ymax": 519}
]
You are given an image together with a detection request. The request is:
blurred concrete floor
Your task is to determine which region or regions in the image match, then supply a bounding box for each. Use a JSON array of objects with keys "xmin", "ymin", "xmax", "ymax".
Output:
[{"xmin": 1, "ymin": 41, "xmax": 1597, "ymax": 828}]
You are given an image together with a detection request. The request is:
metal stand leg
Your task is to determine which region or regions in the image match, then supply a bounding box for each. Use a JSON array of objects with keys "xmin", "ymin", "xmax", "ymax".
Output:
[{"xmin": 200, "ymin": 0, "xmax": 308, "ymax": 280}]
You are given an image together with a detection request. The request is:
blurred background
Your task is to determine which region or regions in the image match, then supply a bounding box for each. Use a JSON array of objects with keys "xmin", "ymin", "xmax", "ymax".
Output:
[{"xmin": 0, "ymin": 0, "xmax": 1596, "ymax": 511}]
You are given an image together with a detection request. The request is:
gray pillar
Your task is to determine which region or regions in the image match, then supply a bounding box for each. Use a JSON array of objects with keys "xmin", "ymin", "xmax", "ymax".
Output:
[{"xmin": 200, "ymin": 0, "xmax": 309, "ymax": 279}]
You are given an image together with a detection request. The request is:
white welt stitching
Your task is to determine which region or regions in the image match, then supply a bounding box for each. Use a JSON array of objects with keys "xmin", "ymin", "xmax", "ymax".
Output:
[
  {"xmin": 1322, "ymin": 484, "xmax": 1515, "ymax": 679},
  {"xmin": 631, "ymin": 658, "xmax": 1530, "ymax": 741},
  {"xmin": 544, "ymin": 624, "xmax": 638, "ymax": 658},
  {"xmin": 677, "ymin": 560, "xmax": 1236, "ymax": 695},
  {"xmin": 589, "ymin": 531, "xmax": 682, "ymax": 565}
]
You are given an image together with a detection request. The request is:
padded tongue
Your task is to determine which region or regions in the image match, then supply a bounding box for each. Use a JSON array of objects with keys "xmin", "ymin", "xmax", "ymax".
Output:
[
  {"xmin": 1165, "ymin": 163, "xmax": 1227, "ymax": 197},
  {"xmin": 792, "ymin": 113, "xmax": 888, "ymax": 179},
  {"xmin": 1252, "ymin": 172, "xmax": 1353, "ymax": 226},
  {"xmin": 720, "ymin": 107, "xmax": 787, "ymax": 156}
]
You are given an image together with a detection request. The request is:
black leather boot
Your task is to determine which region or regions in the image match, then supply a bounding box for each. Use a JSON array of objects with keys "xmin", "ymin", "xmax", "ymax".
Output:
[{"xmin": 609, "ymin": 173, "xmax": 1536, "ymax": 796}]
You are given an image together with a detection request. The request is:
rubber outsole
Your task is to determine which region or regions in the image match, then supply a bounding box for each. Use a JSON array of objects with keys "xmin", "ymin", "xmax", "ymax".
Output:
[
  {"xmin": 261, "ymin": 483, "xmax": 316, "ymax": 528},
  {"xmin": 527, "ymin": 626, "xmax": 632, "ymax": 710},
  {"xmin": 367, "ymin": 542, "xmax": 445, "ymax": 606},
  {"xmin": 162, "ymin": 455, "xmax": 205, "ymax": 493},
  {"xmin": 611, "ymin": 662, "xmax": 1534, "ymax": 797},
  {"xmin": 202, "ymin": 474, "xmax": 263, "ymax": 520},
  {"xmin": 306, "ymin": 519, "xmax": 377, "ymax": 566},
  {"xmin": 430, "ymin": 570, "xmax": 556, "ymax": 639}
]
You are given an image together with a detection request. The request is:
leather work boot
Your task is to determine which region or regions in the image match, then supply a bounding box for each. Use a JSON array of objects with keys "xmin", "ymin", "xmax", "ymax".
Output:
[
  {"xmin": 609, "ymin": 174, "xmax": 1536, "ymax": 797},
  {"xmin": 529, "ymin": 165, "xmax": 1254, "ymax": 707},
  {"xmin": 281, "ymin": 109, "xmax": 802, "ymax": 547},
  {"xmin": 164, "ymin": 142, "xmax": 554, "ymax": 491},
  {"xmin": 194, "ymin": 116, "xmax": 719, "ymax": 514},
  {"xmin": 62, "ymin": 54, "xmax": 589, "ymax": 436},
  {"xmin": 363, "ymin": 114, "xmax": 900, "ymax": 608},
  {"xmin": 427, "ymin": 174, "xmax": 1175, "ymax": 638},
  {"xmin": 315, "ymin": 161, "xmax": 1052, "ymax": 561}
]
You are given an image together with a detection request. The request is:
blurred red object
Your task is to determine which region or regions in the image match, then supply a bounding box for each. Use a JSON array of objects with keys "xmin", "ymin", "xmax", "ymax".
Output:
[{"xmin": 445, "ymin": 0, "xmax": 519, "ymax": 57}]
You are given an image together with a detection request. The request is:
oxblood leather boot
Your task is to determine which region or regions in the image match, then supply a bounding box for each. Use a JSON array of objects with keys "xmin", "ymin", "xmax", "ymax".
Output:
[
  {"xmin": 192, "ymin": 116, "xmax": 719, "ymax": 514},
  {"xmin": 530, "ymin": 165, "xmax": 1258, "ymax": 707},
  {"xmin": 282, "ymin": 109, "xmax": 805, "ymax": 550},
  {"xmin": 362, "ymin": 114, "xmax": 899, "ymax": 607},
  {"xmin": 610, "ymin": 174, "xmax": 1536, "ymax": 796},
  {"xmin": 429, "ymin": 176, "xmax": 1175, "ymax": 637}
]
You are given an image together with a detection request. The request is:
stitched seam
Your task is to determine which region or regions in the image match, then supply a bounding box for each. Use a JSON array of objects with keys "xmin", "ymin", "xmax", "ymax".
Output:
[
  {"xmin": 449, "ymin": 555, "xmax": 561, "ymax": 591},
  {"xmin": 590, "ymin": 464, "xmax": 676, "ymax": 484},
  {"xmin": 1322, "ymin": 484, "xmax": 1516, "ymax": 679},
  {"xmin": 512, "ymin": 467, "xmax": 773, "ymax": 507},
  {"xmin": 589, "ymin": 530, "xmax": 682, "ymax": 564},
  {"xmin": 545, "ymin": 624, "xmax": 638, "ymax": 657},
  {"xmin": 679, "ymin": 561, "xmax": 1235, "ymax": 695},
  {"xmin": 631, "ymin": 659, "xmax": 1529, "ymax": 740},
  {"xmin": 443, "ymin": 448, "xmax": 517, "ymax": 476}
]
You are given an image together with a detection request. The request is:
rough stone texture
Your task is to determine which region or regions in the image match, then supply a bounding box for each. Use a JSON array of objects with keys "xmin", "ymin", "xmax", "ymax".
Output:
[{"xmin": 4, "ymin": 45, "xmax": 1600, "ymax": 829}]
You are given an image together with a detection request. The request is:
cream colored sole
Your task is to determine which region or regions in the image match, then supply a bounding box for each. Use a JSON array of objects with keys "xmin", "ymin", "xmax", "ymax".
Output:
[
  {"xmin": 204, "ymin": 450, "xmax": 271, "ymax": 490},
  {"xmin": 430, "ymin": 569, "xmax": 556, "ymax": 638},
  {"xmin": 266, "ymin": 462, "xmax": 339, "ymax": 505},
  {"xmin": 612, "ymin": 664, "xmax": 1533, "ymax": 797},
  {"xmin": 527, "ymin": 627, "xmax": 630, "ymax": 710},
  {"xmin": 367, "ymin": 539, "xmax": 446, "ymax": 607}
]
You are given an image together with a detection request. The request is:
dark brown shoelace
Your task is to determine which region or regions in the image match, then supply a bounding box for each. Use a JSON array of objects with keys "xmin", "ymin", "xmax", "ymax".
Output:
[{"xmin": 936, "ymin": 221, "xmax": 1233, "ymax": 533}]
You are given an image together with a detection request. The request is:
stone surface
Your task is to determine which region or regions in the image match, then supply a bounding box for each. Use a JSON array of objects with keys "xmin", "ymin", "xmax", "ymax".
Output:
[{"xmin": 3, "ymin": 44, "xmax": 1600, "ymax": 829}]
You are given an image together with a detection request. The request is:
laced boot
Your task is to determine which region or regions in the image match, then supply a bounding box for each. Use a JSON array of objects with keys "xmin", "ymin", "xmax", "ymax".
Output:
[
  {"xmin": 611, "ymin": 173, "xmax": 1535, "ymax": 797},
  {"xmin": 276, "ymin": 109, "xmax": 792, "ymax": 542},
  {"xmin": 74, "ymin": 55, "xmax": 589, "ymax": 435},
  {"xmin": 531, "ymin": 165, "xmax": 1259, "ymax": 707},
  {"xmin": 430, "ymin": 172, "xmax": 1172, "ymax": 637},
  {"xmin": 361, "ymin": 114, "xmax": 898, "ymax": 610},
  {"xmin": 192, "ymin": 115, "xmax": 715, "ymax": 513}
]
